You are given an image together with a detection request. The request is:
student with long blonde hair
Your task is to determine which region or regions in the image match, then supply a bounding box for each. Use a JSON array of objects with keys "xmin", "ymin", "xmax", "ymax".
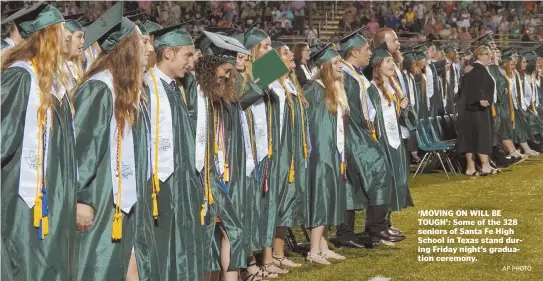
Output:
[
  {"xmin": 1, "ymin": 3, "xmax": 78, "ymax": 281},
  {"xmin": 268, "ymin": 41, "xmax": 310, "ymax": 268},
  {"xmin": 64, "ymin": 18, "xmax": 85, "ymax": 88},
  {"xmin": 304, "ymin": 45, "xmax": 348, "ymax": 264},
  {"xmin": 71, "ymin": 4, "xmax": 159, "ymax": 280}
]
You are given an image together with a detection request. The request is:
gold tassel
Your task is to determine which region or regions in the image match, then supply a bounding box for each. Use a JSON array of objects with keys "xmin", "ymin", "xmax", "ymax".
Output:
[
  {"xmin": 340, "ymin": 162, "xmax": 345, "ymax": 176},
  {"xmin": 288, "ymin": 157, "xmax": 295, "ymax": 183},
  {"xmin": 223, "ymin": 164, "xmax": 230, "ymax": 182},
  {"xmin": 111, "ymin": 211, "xmax": 123, "ymax": 240},
  {"xmin": 200, "ymin": 204, "xmax": 206, "ymax": 226},
  {"xmin": 42, "ymin": 216, "xmax": 49, "ymax": 237},
  {"xmin": 33, "ymin": 197, "xmax": 42, "ymax": 228},
  {"xmin": 371, "ymin": 129, "xmax": 377, "ymax": 141},
  {"xmin": 491, "ymin": 105, "xmax": 497, "ymax": 118},
  {"xmin": 152, "ymin": 192, "xmax": 158, "ymax": 219}
]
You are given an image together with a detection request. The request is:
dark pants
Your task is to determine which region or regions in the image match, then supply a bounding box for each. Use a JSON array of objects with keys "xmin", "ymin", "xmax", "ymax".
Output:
[{"xmin": 336, "ymin": 205, "xmax": 388, "ymax": 239}]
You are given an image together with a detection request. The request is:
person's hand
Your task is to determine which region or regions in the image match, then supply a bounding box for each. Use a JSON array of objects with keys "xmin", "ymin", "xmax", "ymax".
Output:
[
  {"xmin": 480, "ymin": 100, "xmax": 489, "ymax": 107},
  {"xmin": 400, "ymin": 98, "xmax": 409, "ymax": 109},
  {"xmin": 413, "ymin": 66, "xmax": 422, "ymax": 75},
  {"xmin": 76, "ymin": 203, "xmax": 95, "ymax": 231},
  {"xmin": 464, "ymin": 65, "xmax": 473, "ymax": 73}
]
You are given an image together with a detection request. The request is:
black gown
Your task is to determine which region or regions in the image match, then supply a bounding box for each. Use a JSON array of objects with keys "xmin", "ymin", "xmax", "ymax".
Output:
[{"xmin": 457, "ymin": 63, "xmax": 495, "ymax": 155}]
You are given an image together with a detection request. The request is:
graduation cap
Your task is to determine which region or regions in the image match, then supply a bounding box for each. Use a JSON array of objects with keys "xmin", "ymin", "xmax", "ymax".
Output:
[
  {"xmin": 443, "ymin": 45, "xmax": 456, "ymax": 54},
  {"xmin": 309, "ymin": 43, "xmax": 325, "ymax": 54},
  {"xmin": 271, "ymin": 41, "xmax": 287, "ymax": 50},
  {"xmin": 524, "ymin": 51, "xmax": 538, "ymax": 63},
  {"xmin": 501, "ymin": 54, "xmax": 513, "ymax": 63},
  {"xmin": 65, "ymin": 13, "xmax": 86, "ymax": 32},
  {"xmin": 205, "ymin": 26, "xmax": 244, "ymax": 44},
  {"xmin": 127, "ymin": 12, "xmax": 149, "ymax": 22},
  {"xmin": 501, "ymin": 47, "xmax": 518, "ymax": 58},
  {"xmin": 138, "ymin": 20, "xmax": 161, "ymax": 35},
  {"xmin": 414, "ymin": 51, "xmax": 427, "ymax": 61},
  {"xmin": 370, "ymin": 48, "xmax": 392, "ymax": 67},
  {"xmin": 2, "ymin": 2, "xmax": 64, "ymax": 37},
  {"xmin": 474, "ymin": 32, "xmax": 494, "ymax": 47},
  {"xmin": 373, "ymin": 41, "xmax": 389, "ymax": 52},
  {"xmin": 201, "ymin": 30, "xmax": 250, "ymax": 64},
  {"xmin": 338, "ymin": 27, "xmax": 367, "ymax": 54},
  {"xmin": 83, "ymin": 2, "xmax": 136, "ymax": 52},
  {"xmin": 414, "ymin": 44, "xmax": 428, "ymax": 54},
  {"xmin": 151, "ymin": 23, "xmax": 193, "ymax": 51},
  {"xmin": 244, "ymin": 22, "xmax": 268, "ymax": 50},
  {"xmin": 310, "ymin": 42, "xmax": 340, "ymax": 67}
]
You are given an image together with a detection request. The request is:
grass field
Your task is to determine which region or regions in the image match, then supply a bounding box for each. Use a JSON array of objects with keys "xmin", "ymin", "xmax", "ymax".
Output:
[{"xmin": 278, "ymin": 155, "xmax": 543, "ymax": 281}]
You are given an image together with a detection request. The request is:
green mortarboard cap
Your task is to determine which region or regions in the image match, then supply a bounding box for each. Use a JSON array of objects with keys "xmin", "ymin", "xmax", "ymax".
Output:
[
  {"xmin": 501, "ymin": 48, "xmax": 518, "ymax": 58},
  {"xmin": 414, "ymin": 51, "xmax": 427, "ymax": 61},
  {"xmin": 475, "ymin": 33, "xmax": 494, "ymax": 46},
  {"xmin": 338, "ymin": 27, "xmax": 367, "ymax": 53},
  {"xmin": 83, "ymin": 2, "xmax": 136, "ymax": 52},
  {"xmin": 271, "ymin": 41, "xmax": 286, "ymax": 50},
  {"xmin": 127, "ymin": 12, "xmax": 148, "ymax": 21},
  {"xmin": 524, "ymin": 51, "xmax": 537, "ymax": 63},
  {"xmin": 65, "ymin": 13, "xmax": 85, "ymax": 33},
  {"xmin": 138, "ymin": 20, "xmax": 161, "ymax": 35},
  {"xmin": 501, "ymin": 55, "xmax": 512, "ymax": 63},
  {"xmin": 370, "ymin": 49, "xmax": 392, "ymax": 67},
  {"xmin": 403, "ymin": 51, "xmax": 415, "ymax": 58},
  {"xmin": 534, "ymin": 46, "xmax": 543, "ymax": 57},
  {"xmin": 414, "ymin": 44, "xmax": 428, "ymax": 53},
  {"xmin": 244, "ymin": 27, "xmax": 268, "ymax": 50},
  {"xmin": 2, "ymin": 2, "xmax": 64, "ymax": 37},
  {"xmin": 205, "ymin": 27, "xmax": 244, "ymax": 45},
  {"xmin": 151, "ymin": 24, "xmax": 193, "ymax": 51},
  {"xmin": 434, "ymin": 59, "xmax": 446, "ymax": 69},
  {"xmin": 310, "ymin": 42, "xmax": 340, "ymax": 67},
  {"xmin": 309, "ymin": 43, "xmax": 325, "ymax": 54},
  {"xmin": 201, "ymin": 30, "xmax": 250, "ymax": 64},
  {"xmin": 443, "ymin": 45, "xmax": 456, "ymax": 53}
]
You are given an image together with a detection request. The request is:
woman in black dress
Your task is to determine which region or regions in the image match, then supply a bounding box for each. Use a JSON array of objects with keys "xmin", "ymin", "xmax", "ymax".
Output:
[{"xmin": 457, "ymin": 45, "xmax": 497, "ymax": 176}]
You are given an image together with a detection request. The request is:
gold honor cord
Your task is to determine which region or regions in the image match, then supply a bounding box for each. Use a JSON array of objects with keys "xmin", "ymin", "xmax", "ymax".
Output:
[
  {"xmin": 179, "ymin": 84, "xmax": 188, "ymax": 106},
  {"xmin": 31, "ymin": 59, "xmax": 49, "ymax": 240},
  {"xmin": 288, "ymin": 98, "xmax": 295, "ymax": 183},
  {"xmin": 201, "ymin": 101, "xmax": 214, "ymax": 226},
  {"xmin": 264, "ymin": 96, "xmax": 273, "ymax": 192},
  {"xmin": 340, "ymin": 59, "xmax": 377, "ymax": 141},
  {"xmin": 530, "ymin": 78, "xmax": 537, "ymax": 115},
  {"xmin": 148, "ymin": 69, "xmax": 161, "ymax": 220},
  {"xmin": 506, "ymin": 76, "xmax": 516, "ymax": 129},
  {"xmin": 112, "ymin": 126, "xmax": 123, "ymax": 240}
]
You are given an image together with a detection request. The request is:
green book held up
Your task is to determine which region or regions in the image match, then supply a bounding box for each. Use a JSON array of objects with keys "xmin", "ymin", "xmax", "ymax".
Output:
[{"xmin": 252, "ymin": 49, "xmax": 289, "ymax": 89}]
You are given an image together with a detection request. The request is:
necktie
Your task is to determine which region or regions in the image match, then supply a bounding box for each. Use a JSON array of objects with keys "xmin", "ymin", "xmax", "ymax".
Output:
[{"xmin": 170, "ymin": 80, "xmax": 177, "ymax": 90}]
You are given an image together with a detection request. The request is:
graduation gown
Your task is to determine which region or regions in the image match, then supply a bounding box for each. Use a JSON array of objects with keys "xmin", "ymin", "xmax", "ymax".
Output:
[
  {"xmin": 1, "ymin": 63, "xmax": 78, "ymax": 281},
  {"xmin": 511, "ymin": 73, "xmax": 531, "ymax": 143},
  {"xmin": 145, "ymin": 68, "xmax": 205, "ymax": 281},
  {"xmin": 73, "ymin": 72, "xmax": 160, "ymax": 281},
  {"xmin": 342, "ymin": 65, "xmax": 392, "ymax": 211},
  {"xmin": 489, "ymin": 66, "xmax": 514, "ymax": 140},
  {"xmin": 536, "ymin": 77, "xmax": 543, "ymax": 118},
  {"xmin": 521, "ymin": 74, "xmax": 543, "ymax": 136},
  {"xmin": 456, "ymin": 63, "xmax": 495, "ymax": 155},
  {"xmin": 443, "ymin": 71, "xmax": 455, "ymax": 115},
  {"xmin": 235, "ymin": 72, "xmax": 277, "ymax": 252},
  {"xmin": 268, "ymin": 79, "xmax": 310, "ymax": 227},
  {"xmin": 414, "ymin": 73, "xmax": 430, "ymax": 121},
  {"xmin": 368, "ymin": 83, "xmax": 414, "ymax": 211},
  {"xmin": 304, "ymin": 80, "xmax": 346, "ymax": 227},
  {"xmin": 427, "ymin": 62, "xmax": 443, "ymax": 118},
  {"xmin": 294, "ymin": 62, "xmax": 313, "ymax": 87}
]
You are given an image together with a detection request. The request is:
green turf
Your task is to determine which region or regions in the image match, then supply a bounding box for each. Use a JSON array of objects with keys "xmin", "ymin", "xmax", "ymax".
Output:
[{"xmin": 278, "ymin": 156, "xmax": 543, "ymax": 281}]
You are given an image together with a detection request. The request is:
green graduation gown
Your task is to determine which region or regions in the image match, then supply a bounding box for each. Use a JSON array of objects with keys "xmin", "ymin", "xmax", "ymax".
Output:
[
  {"xmin": 511, "ymin": 74, "xmax": 531, "ymax": 143},
  {"xmin": 1, "ymin": 64, "xmax": 78, "ymax": 281},
  {"xmin": 268, "ymin": 79, "xmax": 310, "ymax": 227},
  {"xmin": 368, "ymin": 83, "xmax": 414, "ymax": 211},
  {"xmin": 235, "ymin": 72, "xmax": 277, "ymax": 252},
  {"xmin": 537, "ymin": 78, "xmax": 543, "ymax": 118},
  {"xmin": 428, "ymin": 63, "xmax": 443, "ymax": 118},
  {"xmin": 304, "ymin": 81, "xmax": 346, "ymax": 227},
  {"xmin": 521, "ymin": 74, "xmax": 543, "ymax": 136},
  {"xmin": 146, "ymin": 68, "xmax": 205, "ymax": 281},
  {"xmin": 73, "ymin": 74, "xmax": 160, "ymax": 281},
  {"xmin": 342, "ymin": 68, "xmax": 392, "ymax": 211},
  {"xmin": 414, "ymin": 73, "xmax": 430, "ymax": 121},
  {"xmin": 489, "ymin": 66, "xmax": 514, "ymax": 140}
]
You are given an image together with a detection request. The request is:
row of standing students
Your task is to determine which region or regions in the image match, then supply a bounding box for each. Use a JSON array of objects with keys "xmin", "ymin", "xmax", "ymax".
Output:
[{"xmin": 1, "ymin": 3, "xmax": 445, "ymax": 281}]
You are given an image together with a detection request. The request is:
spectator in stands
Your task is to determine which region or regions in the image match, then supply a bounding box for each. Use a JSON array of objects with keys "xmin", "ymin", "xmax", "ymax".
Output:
[
  {"xmin": 457, "ymin": 9, "xmax": 471, "ymax": 30},
  {"xmin": 385, "ymin": 12, "xmax": 399, "ymax": 30},
  {"xmin": 397, "ymin": 19, "xmax": 410, "ymax": 34},
  {"xmin": 439, "ymin": 24, "xmax": 453, "ymax": 40},
  {"xmin": 414, "ymin": 2, "xmax": 427, "ymax": 28},
  {"xmin": 524, "ymin": 14, "xmax": 537, "ymax": 34},
  {"xmin": 405, "ymin": 6, "xmax": 415, "ymax": 25},
  {"xmin": 305, "ymin": 25, "xmax": 318, "ymax": 45},
  {"xmin": 497, "ymin": 16, "xmax": 510, "ymax": 46},
  {"xmin": 292, "ymin": 1, "xmax": 306, "ymax": 32},
  {"xmin": 263, "ymin": 7, "xmax": 273, "ymax": 24},
  {"xmin": 367, "ymin": 16, "xmax": 380, "ymax": 35},
  {"xmin": 342, "ymin": 9, "xmax": 357, "ymax": 31}
]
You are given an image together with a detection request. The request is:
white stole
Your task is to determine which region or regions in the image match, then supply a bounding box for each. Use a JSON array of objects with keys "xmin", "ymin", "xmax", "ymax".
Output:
[
  {"xmin": 269, "ymin": 80, "xmax": 287, "ymax": 138},
  {"xmin": 240, "ymin": 108, "xmax": 255, "ymax": 176},
  {"xmin": 251, "ymin": 99, "xmax": 268, "ymax": 163},
  {"xmin": 516, "ymin": 72, "xmax": 527, "ymax": 111},
  {"xmin": 511, "ymin": 75, "xmax": 518, "ymax": 109},
  {"xmin": 426, "ymin": 64, "xmax": 435, "ymax": 98},
  {"xmin": 342, "ymin": 63, "xmax": 376, "ymax": 122},
  {"xmin": 404, "ymin": 71, "xmax": 416, "ymax": 107},
  {"xmin": 195, "ymin": 85, "xmax": 207, "ymax": 172},
  {"xmin": 395, "ymin": 66, "xmax": 408, "ymax": 97},
  {"xmin": 371, "ymin": 81, "xmax": 401, "ymax": 149},
  {"xmin": 13, "ymin": 61, "xmax": 54, "ymax": 208},
  {"xmin": 315, "ymin": 79, "xmax": 345, "ymax": 157},
  {"xmin": 146, "ymin": 67, "xmax": 175, "ymax": 181},
  {"xmin": 89, "ymin": 71, "xmax": 137, "ymax": 213},
  {"xmin": 453, "ymin": 63, "xmax": 461, "ymax": 94},
  {"xmin": 301, "ymin": 64, "xmax": 312, "ymax": 80}
]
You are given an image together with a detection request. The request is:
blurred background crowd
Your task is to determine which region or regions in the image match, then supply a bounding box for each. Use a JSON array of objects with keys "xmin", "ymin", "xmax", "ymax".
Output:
[{"xmin": 3, "ymin": 1, "xmax": 542, "ymax": 49}]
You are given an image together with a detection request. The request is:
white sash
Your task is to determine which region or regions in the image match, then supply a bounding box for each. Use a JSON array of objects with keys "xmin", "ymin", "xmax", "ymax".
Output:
[
  {"xmin": 534, "ymin": 74, "xmax": 540, "ymax": 107},
  {"xmin": 13, "ymin": 61, "xmax": 53, "ymax": 208},
  {"xmin": 146, "ymin": 68, "xmax": 175, "ymax": 181},
  {"xmin": 195, "ymin": 85, "xmax": 207, "ymax": 172},
  {"xmin": 482, "ymin": 66, "xmax": 497, "ymax": 102},
  {"xmin": 240, "ymin": 109, "xmax": 255, "ymax": 176},
  {"xmin": 453, "ymin": 63, "xmax": 460, "ymax": 94},
  {"xmin": 426, "ymin": 64, "xmax": 435, "ymax": 98},
  {"xmin": 511, "ymin": 75, "xmax": 518, "ymax": 109},
  {"xmin": 516, "ymin": 72, "xmax": 527, "ymax": 111},
  {"xmin": 251, "ymin": 99, "xmax": 268, "ymax": 163},
  {"xmin": 371, "ymin": 81, "xmax": 401, "ymax": 149},
  {"xmin": 405, "ymin": 71, "xmax": 416, "ymax": 106},
  {"xmin": 269, "ymin": 80, "xmax": 286, "ymax": 138},
  {"xmin": 342, "ymin": 62, "xmax": 376, "ymax": 121},
  {"xmin": 84, "ymin": 47, "xmax": 98, "ymax": 71},
  {"xmin": 89, "ymin": 71, "xmax": 137, "ymax": 213},
  {"xmin": 337, "ymin": 105, "xmax": 345, "ymax": 155},
  {"xmin": 524, "ymin": 75, "xmax": 533, "ymax": 109},
  {"xmin": 65, "ymin": 61, "xmax": 80, "ymax": 89},
  {"xmin": 301, "ymin": 64, "xmax": 312, "ymax": 80},
  {"xmin": 395, "ymin": 66, "xmax": 408, "ymax": 96}
]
